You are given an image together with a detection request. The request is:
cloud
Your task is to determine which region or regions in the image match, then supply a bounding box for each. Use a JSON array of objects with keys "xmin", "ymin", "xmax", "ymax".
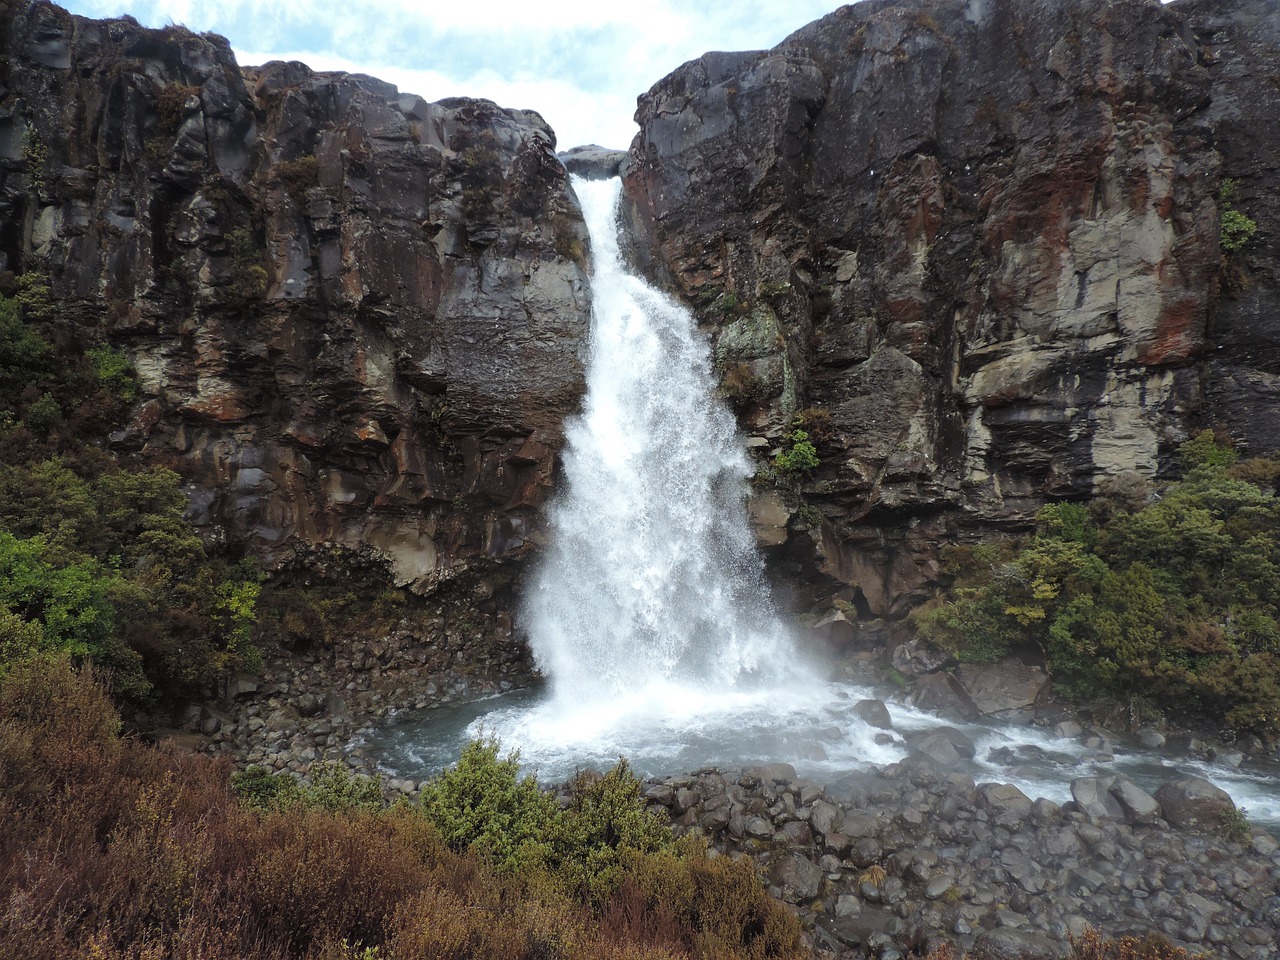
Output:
[{"xmin": 61, "ymin": 0, "xmax": 848, "ymax": 148}]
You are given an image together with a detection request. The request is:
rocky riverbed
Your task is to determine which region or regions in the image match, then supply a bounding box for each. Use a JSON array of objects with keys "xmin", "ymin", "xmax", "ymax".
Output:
[
  {"xmin": 170, "ymin": 634, "xmax": 1280, "ymax": 960},
  {"xmin": 637, "ymin": 758, "xmax": 1279, "ymax": 960}
]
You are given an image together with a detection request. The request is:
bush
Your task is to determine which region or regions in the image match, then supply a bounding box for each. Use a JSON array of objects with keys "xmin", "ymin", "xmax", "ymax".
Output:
[
  {"xmin": 86, "ymin": 345, "xmax": 138, "ymax": 403},
  {"xmin": 912, "ymin": 431, "xmax": 1280, "ymax": 734},
  {"xmin": 418, "ymin": 737, "xmax": 558, "ymax": 872},
  {"xmin": 0, "ymin": 675, "xmax": 803, "ymax": 960},
  {"xmin": 774, "ymin": 429, "xmax": 820, "ymax": 478}
]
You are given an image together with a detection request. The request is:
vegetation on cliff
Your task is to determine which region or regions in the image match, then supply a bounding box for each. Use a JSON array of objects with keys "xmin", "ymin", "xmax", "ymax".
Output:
[
  {"xmin": 0, "ymin": 654, "xmax": 805, "ymax": 960},
  {"xmin": 0, "ymin": 274, "xmax": 259, "ymax": 707},
  {"xmin": 912, "ymin": 432, "xmax": 1280, "ymax": 735}
]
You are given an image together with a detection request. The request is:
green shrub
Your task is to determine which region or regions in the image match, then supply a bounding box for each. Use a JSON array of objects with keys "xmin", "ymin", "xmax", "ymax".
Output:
[
  {"xmin": 912, "ymin": 431, "xmax": 1280, "ymax": 734},
  {"xmin": 553, "ymin": 760, "xmax": 674, "ymax": 903},
  {"xmin": 1219, "ymin": 179, "xmax": 1258, "ymax": 254},
  {"xmin": 774, "ymin": 429, "xmax": 819, "ymax": 478},
  {"xmin": 418, "ymin": 737, "xmax": 557, "ymax": 872},
  {"xmin": 23, "ymin": 392, "xmax": 62, "ymax": 436},
  {"xmin": 86, "ymin": 345, "xmax": 138, "ymax": 403}
]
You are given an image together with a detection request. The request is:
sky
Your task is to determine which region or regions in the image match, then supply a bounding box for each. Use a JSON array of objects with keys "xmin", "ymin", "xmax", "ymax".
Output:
[{"xmin": 58, "ymin": 0, "xmax": 850, "ymax": 151}]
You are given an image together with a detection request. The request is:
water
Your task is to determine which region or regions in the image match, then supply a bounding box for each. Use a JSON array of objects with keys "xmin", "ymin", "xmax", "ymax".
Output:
[
  {"xmin": 521, "ymin": 176, "xmax": 803, "ymax": 698},
  {"xmin": 364, "ymin": 174, "xmax": 1280, "ymax": 836}
]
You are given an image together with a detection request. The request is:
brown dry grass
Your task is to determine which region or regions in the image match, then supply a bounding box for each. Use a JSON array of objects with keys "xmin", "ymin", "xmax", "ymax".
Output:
[{"xmin": 0, "ymin": 655, "xmax": 806, "ymax": 960}]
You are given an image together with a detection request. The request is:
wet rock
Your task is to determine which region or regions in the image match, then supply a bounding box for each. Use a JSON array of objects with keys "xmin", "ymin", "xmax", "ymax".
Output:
[
  {"xmin": 853, "ymin": 699, "xmax": 893, "ymax": 730},
  {"xmin": 974, "ymin": 927, "xmax": 1066, "ymax": 960},
  {"xmin": 770, "ymin": 852, "xmax": 823, "ymax": 902},
  {"xmin": 907, "ymin": 673, "xmax": 979, "ymax": 721},
  {"xmin": 955, "ymin": 663, "xmax": 1049, "ymax": 721},
  {"xmin": 1108, "ymin": 779, "xmax": 1161, "ymax": 825},
  {"xmin": 1071, "ymin": 777, "xmax": 1125, "ymax": 821},
  {"xmin": 558, "ymin": 144, "xmax": 628, "ymax": 180},
  {"xmin": 891, "ymin": 639, "xmax": 947, "ymax": 678},
  {"xmin": 1154, "ymin": 777, "xmax": 1235, "ymax": 831}
]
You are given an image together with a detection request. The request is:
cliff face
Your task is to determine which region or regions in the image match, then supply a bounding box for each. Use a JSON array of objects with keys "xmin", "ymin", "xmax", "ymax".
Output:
[
  {"xmin": 0, "ymin": 1, "xmax": 589, "ymax": 590},
  {"xmin": 2, "ymin": 0, "xmax": 1277, "ymax": 639},
  {"xmin": 622, "ymin": 0, "xmax": 1279, "ymax": 621}
]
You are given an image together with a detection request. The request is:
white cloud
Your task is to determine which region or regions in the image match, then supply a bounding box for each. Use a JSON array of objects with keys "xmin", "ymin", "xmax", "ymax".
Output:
[
  {"xmin": 237, "ymin": 49, "xmax": 641, "ymax": 149},
  {"xmin": 61, "ymin": 0, "xmax": 849, "ymax": 149}
]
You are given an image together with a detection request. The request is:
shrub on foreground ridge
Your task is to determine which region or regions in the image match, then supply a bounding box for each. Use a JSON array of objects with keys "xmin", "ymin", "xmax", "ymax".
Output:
[{"xmin": 0, "ymin": 656, "xmax": 804, "ymax": 960}]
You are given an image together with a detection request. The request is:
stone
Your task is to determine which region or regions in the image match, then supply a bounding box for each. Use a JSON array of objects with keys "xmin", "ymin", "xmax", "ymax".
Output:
[
  {"xmin": 924, "ymin": 875, "xmax": 954, "ymax": 900},
  {"xmin": 1135, "ymin": 728, "xmax": 1167, "ymax": 749},
  {"xmin": 618, "ymin": 0, "xmax": 1276, "ymax": 621},
  {"xmin": 775, "ymin": 820, "xmax": 813, "ymax": 846},
  {"xmin": 809, "ymin": 800, "xmax": 843, "ymax": 837},
  {"xmin": 834, "ymin": 894, "xmax": 861, "ymax": 918},
  {"xmin": 1154, "ymin": 777, "xmax": 1236, "ymax": 831},
  {"xmin": 558, "ymin": 144, "xmax": 628, "ymax": 180},
  {"xmin": 906, "ymin": 673, "xmax": 979, "ymax": 721},
  {"xmin": 976, "ymin": 783, "xmax": 1034, "ymax": 824},
  {"xmin": 973, "ymin": 927, "xmax": 1065, "ymax": 960},
  {"xmin": 770, "ymin": 852, "xmax": 823, "ymax": 902},
  {"xmin": 892, "ymin": 639, "xmax": 947, "ymax": 678},
  {"xmin": 1108, "ymin": 779, "xmax": 1161, "ymax": 825},
  {"xmin": 1070, "ymin": 777, "xmax": 1124, "ymax": 821},
  {"xmin": 955, "ymin": 663, "xmax": 1050, "ymax": 721},
  {"xmin": 852, "ymin": 699, "xmax": 893, "ymax": 730}
]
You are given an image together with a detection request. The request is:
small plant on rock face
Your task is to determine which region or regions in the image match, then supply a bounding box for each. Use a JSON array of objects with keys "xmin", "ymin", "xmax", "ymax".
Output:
[
  {"xmin": 774, "ymin": 429, "xmax": 820, "ymax": 479},
  {"xmin": 1219, "ymin": 179, "xmax": 1258, "ymax": 254}
]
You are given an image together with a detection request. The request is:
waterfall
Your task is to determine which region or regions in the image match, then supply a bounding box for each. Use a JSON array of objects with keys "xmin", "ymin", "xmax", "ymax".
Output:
[{"xmin": 522, "ymin": 176, "xmax": 801, "ymax": 701}]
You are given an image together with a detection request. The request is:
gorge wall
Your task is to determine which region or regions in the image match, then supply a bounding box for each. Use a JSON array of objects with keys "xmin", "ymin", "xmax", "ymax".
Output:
[
  {"xmin": 0, "ymin": 0, "xmax": 589, "ymax": 594},
  {"xmin": 2, "ymin": 0, "xmax": 1278, "ymax": 645},
  {"xmin": 621, "ymin": 0, "xmax": 1279, "ymax": 627}
]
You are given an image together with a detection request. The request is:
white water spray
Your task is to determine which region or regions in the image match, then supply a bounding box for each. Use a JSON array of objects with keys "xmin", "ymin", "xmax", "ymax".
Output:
[{"xmin": 522, "ymin": 176, "xmax": 802, "ymax": 700}]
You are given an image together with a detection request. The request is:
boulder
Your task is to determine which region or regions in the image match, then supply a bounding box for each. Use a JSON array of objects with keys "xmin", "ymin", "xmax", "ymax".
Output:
[
  {"xmin": 1154, "ymin": 777, "xmax": 1236, "ymax": 830},
  {"xmin": 955, "ymin": 663, "xmax": 1049, "ymax": 721},
  {"xmin": 852, "ymin": 699, "xmax": 893, "ymax": 730},
  {"xmin": 976, "ymin": 783, "xmax": 1034, "ymax": 825},
  {"xmin": 1108, "ymin": 779, "xmax": 1161, "ymax": 825},
  {"xmin": 906, "ymin": 673, "xmax": 979, "ymax": 721},
  {"xmin": 770, "ymin": 852, "xmax": 823, "ymax": 902},
  {"xmin": 1070, "ymin": 777, "xmax": 1124, "ymax": 821}
]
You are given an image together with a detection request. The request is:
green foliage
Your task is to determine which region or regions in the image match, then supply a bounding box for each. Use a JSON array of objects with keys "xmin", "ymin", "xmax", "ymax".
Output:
[
  {"xmin": 23, "ymin": 391, "xmax": 62, "ymax": 436},
  {"xmin": 1180, "ymin": 429, "xmax": 1238, "ymax": 469},
  {"xmin": 86, "ymin": 345, "xmax": 138, "ymax": 402},
  {"xmin": 0, "ymin": 456, "xmax": 259, "ymax": 701},
  {"xmin": 552, "ymin": 760, "xmax": 674, "ymax": 903},
  {"xmin": 1219, "ymin": 179, "xmax": 1258, "ymax": 254},
  {"xmin": 227, "ymin": 226, "xmax": 268, "ymax": 302},
  {"xmin": 773, "ymin": 429, "xmax": 820, "ymax": 478},
  {"xmin": 232, "ymin": 764, "xmax": 304, "ymax": 809},
  {"xmin": 913, "ymin": 431, "xmax": 1280, "ymax": 734},
  {"xmin": 0, "ymin": 275, "xmax": 53, "ymax": 404},
  {"xmin": 418, "ymin": 736, "xmax": 558, "ymax": 873},
  {"xmin": 304, "ymin": 761, "xmax": 386, "ymax": 813},
  {"xmin": 1218, "ymin": 805, "xmax": 1251, "ymax": 844}
]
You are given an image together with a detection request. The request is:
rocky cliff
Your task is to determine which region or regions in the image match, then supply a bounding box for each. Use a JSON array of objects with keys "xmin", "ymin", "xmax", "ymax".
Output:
[
  {"xmin": 622, "ymin": 0, "xmax": 1279, "ymax": 626},
  {"xmin": 3, "ymin": 0, "xmax": 1279, "ymax": 649},
  {"xmin": 0, "ymin": 0, "xmax": 589, "ymax": 592}
]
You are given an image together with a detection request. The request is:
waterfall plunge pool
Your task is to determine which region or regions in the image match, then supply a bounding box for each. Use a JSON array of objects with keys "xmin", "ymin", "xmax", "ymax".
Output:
[{"xmin": 361, "ymin": 679, "xmax": 1280, "ymax": 837}]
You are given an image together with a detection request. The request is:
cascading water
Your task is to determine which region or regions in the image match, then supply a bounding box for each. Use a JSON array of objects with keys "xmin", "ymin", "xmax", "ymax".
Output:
[
  {"xmin": 364, "ymin": 176, "xmax": 1279, "ymax": 833},
  {"xmin": 521, "ymin": 175, "xmax": 801, "ymax": 698}
]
